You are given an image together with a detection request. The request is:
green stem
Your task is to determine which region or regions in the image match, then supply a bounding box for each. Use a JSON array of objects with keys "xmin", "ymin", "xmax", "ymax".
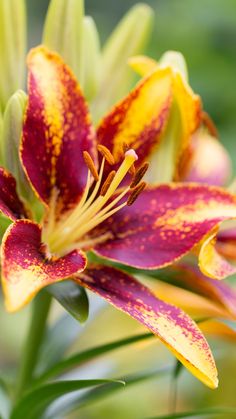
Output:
[{"xmin": 15, "ymin": 291, "xmax": 52, "ymax": 400}]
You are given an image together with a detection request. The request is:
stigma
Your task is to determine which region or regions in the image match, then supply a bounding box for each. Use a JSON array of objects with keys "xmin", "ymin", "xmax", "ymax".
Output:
[{"xmin": 44, "ymin": 146, "xmax": 147, "ymax": 255}]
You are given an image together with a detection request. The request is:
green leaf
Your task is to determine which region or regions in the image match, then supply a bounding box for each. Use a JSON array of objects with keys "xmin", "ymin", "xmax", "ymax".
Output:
[
  {"xmin": 10, "ymin": 379, "xmax": 124, "ymax": 419},
  {"xmin": 148, "ymin": 407, "xmax": 236, "ymax": 418},
  {"xmin": 34, "ymin": 332, "xmax": 153, "ymax": 386},
  {"xmin": 47, "ymin": 280, "xmax": 89, "ymax": 323},
  {"xmin": 42, "ymin": 0, "xmax": 84, "ymax": 81},
  {"xmin": 45, "ymin": 366, "xmax": 171, "ymax": 419}
]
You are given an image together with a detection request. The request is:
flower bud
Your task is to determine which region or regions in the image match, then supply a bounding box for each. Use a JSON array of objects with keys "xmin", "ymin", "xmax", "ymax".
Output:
[
  {"xmin": 81, "ymin": 16, "xmax": 101, "ymax": 102},
  {"xmin": 92, "ymin": 4, "xmax": 154, "ymax": 121},
  {"xmin": 0, "ymin": 0, "xmax": 26, "ymax": 110},
  {"xmin": 160, "ymin": 50, "xmax": 188, "ymax": 81},
  {"xmin": 43, "ymin": 0, "xmax": 84, "ymax": 81},
  {"xmin": 1, "ymin": 90, "xmax": 34, "ymax": 202}
]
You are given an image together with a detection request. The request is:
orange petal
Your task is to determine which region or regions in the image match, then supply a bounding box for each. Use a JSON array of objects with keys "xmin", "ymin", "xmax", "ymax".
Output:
[{"xmin": 144, "ymin": 278, "xmax": 232, "ymax": 320}]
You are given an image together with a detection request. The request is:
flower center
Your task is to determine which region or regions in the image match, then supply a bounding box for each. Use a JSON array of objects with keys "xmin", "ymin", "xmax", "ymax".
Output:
[{"xmin": 43, "ymin": 146, "xmax": 148, "ymax": 256}]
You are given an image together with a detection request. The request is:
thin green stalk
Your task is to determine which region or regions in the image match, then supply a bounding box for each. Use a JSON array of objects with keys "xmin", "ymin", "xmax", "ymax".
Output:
[{"xmin": 15, "ymin": 291, "xmax": 52, "ymax": 400}]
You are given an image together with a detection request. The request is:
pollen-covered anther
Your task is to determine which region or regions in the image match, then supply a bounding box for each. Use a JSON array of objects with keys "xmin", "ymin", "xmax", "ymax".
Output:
[
  {"xmin": 83, "ymin": 151, "xmax": 99, "ymax": 181},
  {"xmin": 100, "ymin": 171, "xmax": 116, "ymax": 196},
  {"xmin": 97, "ymin": 145, "xmax": 115, "ymax": 165},
  {"xmin": 130, "ymin": 162, "xmax": 149, "ymax": 188},
  {"xmin": 127, "ymin": 181, "xmax": 147, "ymax": 206}
]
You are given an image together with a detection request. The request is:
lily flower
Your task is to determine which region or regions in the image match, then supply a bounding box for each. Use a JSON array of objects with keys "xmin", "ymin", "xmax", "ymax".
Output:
[{"xmin": 3, "ymin": 46, "xmax": 236, "ymax": 388}]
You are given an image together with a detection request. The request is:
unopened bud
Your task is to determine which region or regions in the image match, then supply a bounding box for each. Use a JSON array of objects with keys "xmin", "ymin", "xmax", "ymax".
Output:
[
  {"xmin": 43, "ymin": 0, "xmax": 84, "ymax": 81},
  {"xmin": 81, "ymin": 16, "xmax": 101, "ymax": 101},
  {"xmin": 160, "ymin": 51, "xmax": 188, "ymax": 81},
  {"xmin": 92, "ymin": 4, "xmax": 154, "ymax": 121},
  {"xmin": 1, "ymin": 90, "xmax": 34, "ymax": 202},
  {"xmin": 0, "ymin": 0, "xmax": 26, "ymax": 110}
]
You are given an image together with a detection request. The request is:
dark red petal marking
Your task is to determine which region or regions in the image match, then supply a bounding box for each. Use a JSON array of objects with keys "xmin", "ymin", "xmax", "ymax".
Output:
[
  {"xmin": 92, "ymin": 184, "xmax": 236, "ymax": 269},
  {"xmin": 0, "ymin": 167, "xmax": 27, "ymax": 220},
  {"xmin": 77, "ymin": 264, "xmax": 218, "ymax": 388},
  {"xmin": 21, "ymin": 46, "xmax": 96, "ymax": 213},
  {"xmin": 1, "ymin": 220, "xmax": 87, "ymax": 312}
]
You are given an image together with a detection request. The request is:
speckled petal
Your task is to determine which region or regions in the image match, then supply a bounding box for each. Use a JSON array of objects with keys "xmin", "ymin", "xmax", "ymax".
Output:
[
  {"xmin": 183, "ymin": 129, "xmax": 232, "ymax": 186},
  {"xmin": 0, "ymin": 167, "xmax": 27, "ymax": 220},
  {"xmin": 21, "ymin": 46, "xmax": 96, "ymax": 213},
  {"xmin": 97, "ymin": 67, "xmax": 172, "ymax": 166},
  {"xmin": 92, "ymin": 184, "xmax": 236, "ymax": 269},
  {"xmin": 1, "ymin": 220, "xmax": 87, "ymax": 312},
  {"xmin": 77, "ymin": 264, "xmax": 218, "ymax": 389}
]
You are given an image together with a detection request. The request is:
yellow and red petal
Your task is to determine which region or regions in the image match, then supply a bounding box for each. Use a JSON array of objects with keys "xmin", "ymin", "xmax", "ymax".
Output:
[
  {"xmin": 217, "ymin": 227, "xmax": 236, "ymax": 260},
  {"xmin": 97, "ymin": 67, "xmax": 172, "ymax": 167},
  {"xmin": 21, "ymin": 46, "xmax": 96, "ymax": 213},
  {"xmin": 183, "ymin": 129, "xmax": 232, "ymax": 186},
  {"xmin": 1, "ymin": 220, "xmax": 87, "ymax": 312},
  {"xmin": 129, "ymin": 54, "xmax": 201, "ymax": 183},
  {"xmin": 0, "ymin": 167, "xmax": 27, "ymax": 220},
  {"xmin": 92, "ymin": 184, "xmax": 236, "ymax": 269},
  {"xmin": 77, "ymin": 264, "xmax": 218, "ymax": 389},
  {"xmin": 199, "ymin": 231, "xmax": 236, "ymax": 280}
]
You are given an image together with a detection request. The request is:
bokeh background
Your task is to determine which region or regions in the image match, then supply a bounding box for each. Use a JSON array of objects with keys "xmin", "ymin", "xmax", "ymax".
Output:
[{"xmin": 1, "ymin": 1, "xmax": 236, "ymax": 418}]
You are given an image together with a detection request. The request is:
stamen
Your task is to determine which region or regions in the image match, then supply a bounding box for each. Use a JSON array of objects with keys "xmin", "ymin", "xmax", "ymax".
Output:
[
  {"xmin": 130, "ymin": 162, "xmax": 149, "ymax": 188},
  {"xmin": 97, "ymin": 145, "xmax": 115, "ymax": 165},
  {"xmin": 49, "ymin": 149, "xmax": 138, "ymax": 254},
  {"xmin": 127, "ymin": 181, "xmax": 147, "ymax": 206},
  {"xmin": 83, "ymin": 151, "xmax": 99, "ymax": 181},
  {"xmin": 100, "ymin": 170, "xmax": 116, "ymax": 196}
]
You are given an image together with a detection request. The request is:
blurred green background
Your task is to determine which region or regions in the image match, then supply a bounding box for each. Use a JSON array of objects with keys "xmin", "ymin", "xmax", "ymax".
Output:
[
  {"xmin": 1, "ymin": 1, "xmax": 236, "ymax": 418},
  {"xmin": 26, "ymin": 0, "xmax": 236, "ymax": 168}
]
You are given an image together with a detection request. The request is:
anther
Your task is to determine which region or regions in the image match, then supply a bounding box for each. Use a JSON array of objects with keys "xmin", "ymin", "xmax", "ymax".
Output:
[
  {"xmin": 83, "ymin": 151, "xmax": 99, "ymax": 181},
  {"xmin": 130, "ymin": 162, "xmax": 149, "ymax": 188},
  {"xmin": 100, "ymin": 170, "xmax": 116, "ymax": 196},
  {"xmin": 97, "ymin": 145, "xmax": 115, "ymax": 165},
  {"xmin": 127, "ymin": 181, "xmax": 147, "ymax": 206}
]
